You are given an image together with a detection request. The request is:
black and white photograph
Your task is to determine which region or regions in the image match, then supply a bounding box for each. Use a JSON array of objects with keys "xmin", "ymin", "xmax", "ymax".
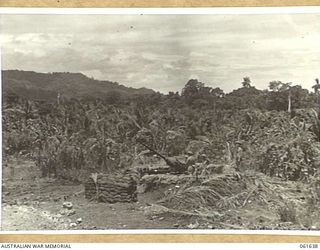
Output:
[{"xmin": 1, "ymin": 9, "xmax": 320, "ymax": 231}]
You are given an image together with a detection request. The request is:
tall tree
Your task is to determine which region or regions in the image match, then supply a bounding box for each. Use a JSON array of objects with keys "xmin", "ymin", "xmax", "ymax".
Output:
[
  {"xmin": 267, "ymin": 81, "xmax": 311, "ymax": 112},
  {"xmin": 242, "ymin": 77, "xmax": 251, "ymax": 88},
  {"xmin": 312, "ymin": 78, "xmax": 320, "ymax": 108},
  {"xmin": 181, "ymin": 79, "xmax": 205, "ymax": 105},
  {"xmin": 312, "ymin": 78, "xmax": 320, "ymax": 94},
  {"xmin": 281, "ymin": 82, "xmax": 292, "ymax": 113}
]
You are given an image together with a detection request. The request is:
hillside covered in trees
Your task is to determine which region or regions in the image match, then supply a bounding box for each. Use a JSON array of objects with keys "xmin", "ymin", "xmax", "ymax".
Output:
[{"xmin": 2, "ymin": 70, "xmax": 154, "ymax": 103}]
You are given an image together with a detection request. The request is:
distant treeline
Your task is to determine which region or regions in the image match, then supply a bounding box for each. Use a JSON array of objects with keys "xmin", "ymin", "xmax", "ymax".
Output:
[{"xmin": 2, "ymin": 70, "xmax": 320, "ymax": 111}]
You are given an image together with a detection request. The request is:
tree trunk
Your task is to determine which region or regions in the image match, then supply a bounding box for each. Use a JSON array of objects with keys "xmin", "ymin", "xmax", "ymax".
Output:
[{"xmin": 288, "ymin": 90, "xmax": 291, "ymax": 113}]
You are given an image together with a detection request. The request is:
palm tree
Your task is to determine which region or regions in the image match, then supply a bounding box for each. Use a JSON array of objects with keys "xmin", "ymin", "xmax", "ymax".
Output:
[
  {"xmin": 242, "ymin": 77, "xmax": 251, "ymax": 88},
  {"xmin": 312, "ymin": 78, "xmax": 320, "ymax": 94}
]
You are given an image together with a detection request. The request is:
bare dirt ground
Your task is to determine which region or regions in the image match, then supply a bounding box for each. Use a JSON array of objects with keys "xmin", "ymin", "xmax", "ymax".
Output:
[{"xmin": 1, "ymin": 159, "xmax": 183, "ymax": 230}]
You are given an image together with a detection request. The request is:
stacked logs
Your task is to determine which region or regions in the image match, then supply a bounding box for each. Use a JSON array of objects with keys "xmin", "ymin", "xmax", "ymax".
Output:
[{"xmin": 84, "ymin": 172, "xmax": 138, "ymax": 203}]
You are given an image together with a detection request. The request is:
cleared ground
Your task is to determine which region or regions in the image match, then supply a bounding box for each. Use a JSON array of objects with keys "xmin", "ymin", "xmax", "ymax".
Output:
[{"xmin": 1, "ymin": 159, "xmax": 190, "ymax": 230}]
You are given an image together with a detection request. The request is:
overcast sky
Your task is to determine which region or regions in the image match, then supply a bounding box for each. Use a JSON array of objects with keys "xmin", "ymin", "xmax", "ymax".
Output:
[{"xmin": 1, "ymin": 14, "xmax": 320, "ymax": 93}]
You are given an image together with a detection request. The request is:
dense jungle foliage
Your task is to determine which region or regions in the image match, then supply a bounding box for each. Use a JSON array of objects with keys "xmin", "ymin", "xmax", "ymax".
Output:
[{"xmin": 3, "ymin": 75, "xmax": 320, "ymax": 183}]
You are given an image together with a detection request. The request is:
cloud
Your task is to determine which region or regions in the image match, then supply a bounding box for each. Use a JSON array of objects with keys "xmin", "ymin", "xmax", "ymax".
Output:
[{"xmin": 1, "ymin": 14, "xmax": 320, "ymax": 93}]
